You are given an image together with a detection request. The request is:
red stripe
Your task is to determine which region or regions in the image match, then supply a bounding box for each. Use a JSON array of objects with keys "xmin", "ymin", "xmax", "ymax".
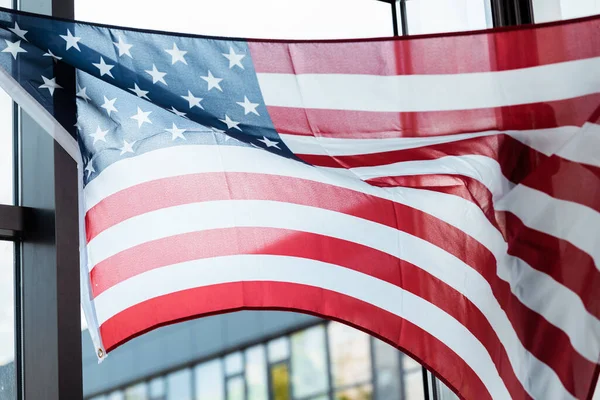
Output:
[
  {"xmin": 100, "ymin": 282, "xmax": 492, "ymax": 400},
  {"xmin": 248, "ymin": 18, "xmax": 600, "ymax": 74},
  {"xmin": 267, "ymin": 94, "xmax": 598, "ymax": 138},
  {"xmin": 522, "ymin": 155, "xmax": 600, "ymax": 214},
  {"xmin": 86, "ymin": 172, "xmax": 596, "ymax": 396},
  {"xmin": 501, "ymin": 211, "xmax": 600, "ymax": 319},
  {"xmin": 298, "ymin": 134, "xmax": 548, "ymax": 186}
]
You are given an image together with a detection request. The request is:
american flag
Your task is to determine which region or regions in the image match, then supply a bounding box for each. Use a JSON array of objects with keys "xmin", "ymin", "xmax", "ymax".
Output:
[{"xmin": 1, "ymin": 7, "xmax": 599, "ymax": 399}]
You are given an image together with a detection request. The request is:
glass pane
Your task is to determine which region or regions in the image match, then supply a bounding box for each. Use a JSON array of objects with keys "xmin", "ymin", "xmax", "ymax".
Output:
[
  {"xmin": 108, "ymin": 391, "xmax": 125, "ymax": 400},
  {"xmin": 167, "ymin": 368, "xmax": 192, "ymax": 400},
  {"xmin": 267, "ymin": 337, "xmax": 289, "ymax": 363},
  {"xmin": 225, "ymin": 352, "xmax": 244, "ymax": 376},
  {"xmin": 195, "ymin": 359, "xmax": 224, "ymax": 400},
  {"xmin": 226, "ymin": 376, "xmax": 245, "ymax": 400},
  {"xmin": 90, "ymin": 396, "xmax": 108, "ymax": 400},
  {"xmin": 270, "ymin": 363, "xmax": 290, "ymax": 400},
  {"xmin": 532, "ymin": 0, "xmax": 600, "ymax": 22},
  {"xmin": 245, "ymin": 345, "xmax": 267, "ymax": 400},
  {"xmin": 406, "ymin": 0, "xmax": 490, "ymax": 34},
  {"xmin": 403, "ymin": 371, "xmax": 425, "ymax": 400},
  {"xmin": 149, "ymin": 377, "xmax": 166, "ymax": 400},
  {"xmin": 0, "ymin": 241, "xmax": 14, "ymax": 400},
  {"xmin": 335, "ymin": 384, "xmax": 372, "ymax": 400},
  {"xmin": 372, "ymin": 339, "xmax": 401, "ymax": 400},
  {"xmin": 76, "ymin": 0, "xmax": 392, "ymax": 39},
  {"xmin": 435, "ymin": 379, "xmax": 459, "ymax": 400},
  {"xmin": 291, "ymin": 325, "xmax": 329, "ymax": 398},
  {"xmin": 328, "ymin": 323, "xmax": 371, "ymax": 388},
  {"xmin": 125, "ymin": 383, "xmax": 148, "ymax": 400}
]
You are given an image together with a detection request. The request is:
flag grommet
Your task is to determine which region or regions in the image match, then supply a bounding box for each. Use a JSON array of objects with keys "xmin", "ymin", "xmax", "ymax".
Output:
[{"xmin": 97, "ymin": 348, "xmax": 104, "ymax": 358}]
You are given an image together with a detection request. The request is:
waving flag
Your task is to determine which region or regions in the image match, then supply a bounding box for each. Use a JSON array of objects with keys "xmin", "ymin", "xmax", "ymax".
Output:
[{"xmin": 0, "ymin": 7, "xmax": 599, "ymax": 399}]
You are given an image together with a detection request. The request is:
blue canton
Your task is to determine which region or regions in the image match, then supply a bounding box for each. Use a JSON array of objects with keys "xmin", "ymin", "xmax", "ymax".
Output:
[{"xmin": 0, "ymin": 8, "xmax": 296, "ymax": 186}]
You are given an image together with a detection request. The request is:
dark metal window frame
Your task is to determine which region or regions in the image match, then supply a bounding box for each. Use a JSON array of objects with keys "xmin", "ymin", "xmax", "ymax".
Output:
[{"xmin": 0, "ymin": 1, "xmax": 533, "ymax": 399}]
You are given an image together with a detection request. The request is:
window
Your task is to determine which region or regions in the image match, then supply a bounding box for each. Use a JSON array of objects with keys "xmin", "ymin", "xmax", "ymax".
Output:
[
  {"xmin": 290, "ymin": 325, "xmax": 329, "ymax": 398},
  {"xmin": 372, "ymin": 339, "xmax": 401, "ymax": 400},
  {"xmin": 245, "ymin": 345, "xmax": 268, "ymax": 400},
  {"xmin": 125, "ymin": 383, "xmax": 148, "ymax": 400},
  {"xmin": 402, "ymin": 354, "xmax": 426, "ymax": 400},
  {"xmin": 195, "ymin": 359, "xmax": 224, "ymax": 400},
  {"xmin": 269, "ymin": 362, "xmax": 291, "ymax": 400},
  {"xmin": 75, "ymin": 0, "xmax": 392, "ymax": 39},
  {"xmin": 226, "ymin": 376, "xmax": 245, "ymax": 400},
  {"xmin": 166, "ymin": 368, "xmax": 192, "ymax": 400},
  {"xmin": 148, "ymin": 377, "xmax": 166, "ymax": 400},
  {"xmin": 225, "ymin": 352, "xmax": 244, "ymax": 376},
  {"xmin": 405, "ymin": 0, "xmax": 491, "ymax": 34},
  {"xmin": 0, "ymin": 241, "xmax": 14, "ymax": 400},
  {"xmin": 267, "ymin": 337, "xmax": 289, "ymax": 364},
  {"xmin": 532, "ymin": 0, "xmax": 600, "ymax": 22},
  {"xmin": 328, "ymin": 322, "xmax": 372, "ymax": 389}
]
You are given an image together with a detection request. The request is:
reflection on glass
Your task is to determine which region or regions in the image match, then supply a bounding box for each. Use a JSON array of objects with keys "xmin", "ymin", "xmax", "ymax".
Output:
[
  {"xmin": 328, "ymin": 322, "xmax": 371, "ymax": 388},
  {"xmin": 270, "ymin": 363, "xmax": 290, "ymax": 400},
  {"xmin": 267, "ymin": 337, "xmax": 289, "ymax": 363},
  {"xmin": 291, "ymin": 325, "xmax": 329, "ymax": 398},
  {"xmin": 225, "ymin": 352, "xmax": 244, "ymax": 376},
  {"xmin": 148, "ymin": 377, "xmax": 166, "ymax": 400},
  {"xmin": 226, "ymin": 376, "xmax": 245, "ymax": 400},
  {"xmin": 245, "ymin": 345, "xmax": 267, "ymax": 400},
  {"xmin": 373, "ymin": 339, "xmax": 401, "ymax": 400},
  {"xmin": 406, "ymin": 0, "xmax": 490, "ymax": 34},
  {"xmin": 167, "ymin": 368, "xmax": 192, "ymax": 400},
  {"xmin": 195, "ymin": 359, "xmax": 224, "ymax": 400},
  {"xmin": 335, "ymin": 384, "xmax": 373, "ymax": 400},
  {"xmin": 0, "ymin": 242, "xmax": 14, "ymax": 400},
  {"xmin": 125, "ymin": 382, "xmax": 148, "ymax": 400}
]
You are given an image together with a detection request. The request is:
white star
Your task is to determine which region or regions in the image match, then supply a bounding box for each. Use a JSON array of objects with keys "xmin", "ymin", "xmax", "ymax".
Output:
[
  {"xmin": 84, "ymin": 161, "xmax": 95, "ymax": 178},
  {"xmin": 169, "ymin": 106, "xmax": 187, "ymax": 117},
  {"xmin": 119, "ymin": 140, "xmax": 135, "ymax": 155},
  {"xmin": 165, "ymin": 123, "xmax": 186, "ymax": 140},
  {"xmin": 113, "ymin": 37, "xmax": 133, "ymax": 58},
  {"xmin": 89, "ymin": 126, "xmax": 109, "ymax": 145},
  {"xmin": 43, "ymin": 49, "xmax": 62, "ymax": 62},
  {"xmin": 2, "ymin": 40, "xmax": 26, "ymax": 59},
  {"xmin": 181, "ymin": 90, "xmax": 203, "ymax": 109},
  {"xmin": 219, "ymin": 115, "xmax": 242, "ymax": 131},
  {"xmin": 201, "ymin": 70, "xmax": 223, "ymax": 92},
  {"xmin": 165, "ymin": 43, "xmax": 187, "ymax": 65},
  {"xmin": 145, "ymin": 64, "xmax": 167, "ymax": 85},
  {"xmin": 258, "ymin": 136, "xmax": 281, "ymax": 149},
  {"xmin": 76, "ymin": 85, "xmax": 91, "ymax": 102},
  {"xmin": 236, "ymin": 96, "xmax": 260, "ymax": 116},
  {"xmin": 222, "ymin": 47, "xmax": 245, "ymax": 69},
  {"xmin": 60, "ymin": 29, "xmax": 81, "ymax": 51},
  {"xmin": 129, "ymin": 83, "xmax": 150, "ymax": 100},
  {"xmin": 93, "ymin": 57, "xmax": 115, "ymax": 78},
  {"xmin": 39, "ymin": 76, "xmax": 62, "ymax": 96},
  {"xmin": 100, "ymin": 96, "xmax": 118, "ymax": 116},
  {"xmin": 130, "ymin": 107, "xmax": 152, "ymax": 128},
  {"xmin": 9, "ymin": 22, "xmax": 28, "ymax": 41}
]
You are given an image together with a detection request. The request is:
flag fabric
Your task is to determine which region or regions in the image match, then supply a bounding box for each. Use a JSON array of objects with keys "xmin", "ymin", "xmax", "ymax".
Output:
[{"xmin": 0, "ymin": 7, "xmax": 599, "ymax": 399}]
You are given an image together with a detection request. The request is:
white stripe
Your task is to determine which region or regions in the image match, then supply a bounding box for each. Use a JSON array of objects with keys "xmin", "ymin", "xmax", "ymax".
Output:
[
  {"xmin": 0, "ymin": 66, "xmax": 80, "ymax": 163},
  {"xmin": 94, "ymin": 254, "xmax": 508, "ymax": 399},
  {"xmin": 256, "ymin": 57, "xmax": 600, "ymax": 112},
  {"xmin": 556, "ymin": 122, "xmax": 600, "ymax": 167},
  {"xmin": 279, "ymin": 127, "xmax": 578, "ymax": 157},
  {"xmin": 83, "ymin": 145, "xmax": 600, "ymax": 367},
  {"xmin": 341, "ymin": 154, "xmax": 513, "ymax": 200},
  {"xmin": 89, "ymin": 199, "xmax": 575, "ymax": 399},
  {"xmin": 496, "ymin": 185, "xmax": 600, "ymax": 269}
]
